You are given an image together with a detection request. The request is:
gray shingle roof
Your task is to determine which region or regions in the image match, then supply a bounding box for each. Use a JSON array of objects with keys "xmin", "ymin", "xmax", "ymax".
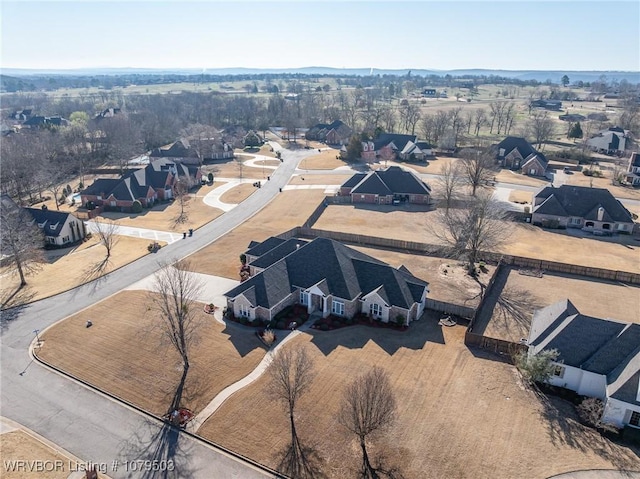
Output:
[
  {"xmin": 245, "ymin": 236, "xmax": 286, "ymax": 257},
  {"xmin": 249, "ymin": 238, "xmax": 309, "ymax": 269},
  {"xmin": 495, "ymin": 137, "xmax": 537, "ymax": 159},
  {"xmin": 226, "ymin": 237, "xmax": 429, "ymax": 311},
  {"xmin": 25, "ymin": 208, "xmax": 72, "ymax": 237},
  {"xmin": 347, "ymin": 166, "xmax": 431, "ymax": 196},
  {"xmin": 530, "ymin": 300, "xmax": 640, "ymax": 396},
  {"xmin": 374, "ymin": 133, "xmax": 417, "ymax": 151},
  {"xmin": 533, "ymin": 185, "xmax": 634, "ymax": 223}
]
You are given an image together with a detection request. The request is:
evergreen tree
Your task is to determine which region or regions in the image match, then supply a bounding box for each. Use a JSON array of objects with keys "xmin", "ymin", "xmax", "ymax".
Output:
[
  {"xmin": 569, "ymin": 121, "xmax": 583, "ymax": 139},
  {"xmin": 345, "ymin": 135, "xmax": 363, "ymax": 162}
]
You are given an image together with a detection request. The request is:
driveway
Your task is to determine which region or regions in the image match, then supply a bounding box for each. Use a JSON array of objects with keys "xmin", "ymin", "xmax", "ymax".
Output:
[{"xmin": 1, "ymin": 147, "xmax": 315, "ymax": 478}]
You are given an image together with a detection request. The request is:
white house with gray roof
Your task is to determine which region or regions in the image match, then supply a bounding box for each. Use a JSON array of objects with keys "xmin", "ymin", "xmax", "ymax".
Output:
[
  {"xmin": 25, "ymin": 207, "xmax": 86, "ymax": 247},
  {"xmin": 225, "ymin": 237, "xmax": 429, "ymax": 325},
  {"xmin": 528, "ymin": 299, "xmax": 640, "ymax": 429}
]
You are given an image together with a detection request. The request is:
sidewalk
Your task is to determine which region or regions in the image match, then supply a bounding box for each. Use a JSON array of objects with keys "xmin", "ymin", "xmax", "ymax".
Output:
[{"xmin": 86, "ymin": 221, "xmax": 183, "ymax": 244}]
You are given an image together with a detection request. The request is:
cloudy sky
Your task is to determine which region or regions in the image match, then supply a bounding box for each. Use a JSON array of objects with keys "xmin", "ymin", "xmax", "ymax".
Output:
[{"xmin": 1, "ymin": 0, "xmax": 639, "ymax": 71}]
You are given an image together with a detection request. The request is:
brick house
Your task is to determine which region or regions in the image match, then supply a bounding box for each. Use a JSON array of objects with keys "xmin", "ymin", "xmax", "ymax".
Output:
[
  {"xmin": 339, "ymin": 166, "xmax": 431, "ymax": 205},
  {"xmin": 225, "ymin": 237, "xmax": 429, "ymax": 325},
  {"xmin": 532, "ymin": 185, "xmax": 634, "ymax": 234},
  {"xmin": 494, "ymin": 136, "xmax": 549, "ymax": 176},
  {"xmin": 80, "ymin": 158, "xmax": 201, "ymax": 212}
]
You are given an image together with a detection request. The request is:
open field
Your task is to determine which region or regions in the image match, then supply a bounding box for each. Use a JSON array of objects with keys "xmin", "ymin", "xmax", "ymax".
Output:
[
  {"xmin": 313, "ymin": 205, "xmax": 640, "ymax": 273},
  {"xmin": 300, "ymin": 149, "xmax": 345, "ymax": 170},
  {"xmin": 37, "ymin": 290, "xmax": 267, "ymax": 416},
  {"xmin": 475, "ymin": 265, "xmax": 640, "ymax": 343},
  {"xmin": 199, "ymin": 316, "xmax": 639, "ymax": 478},
  {"xmin": 186, "ymin": 190, "xmax": 327, "ymax": 278},
  {"xmin": 0, "ymin": 236, "xmax": 153, "ymax": 305},
  {"xmin": 351, "ymin": 245, "xmax": 492, "ymax": 308},
  {"xmin": 288, "ymin": 174, "xmax": 350, "ymax": 185},
  {"xmin": 1, "ymin": 430, "xmax": 72, "ymax": 479}
]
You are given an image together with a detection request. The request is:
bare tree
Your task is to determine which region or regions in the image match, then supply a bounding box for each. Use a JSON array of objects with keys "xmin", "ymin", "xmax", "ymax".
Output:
[
  {"xmin": 173, "ymin": 178, "xmax": 190, "ymax": 225},
  {"xmin": 150, "ymin": 259, "xmax": 204, "ymax": 412},
  {"xmin": 431, "ymin": 192, "xmax": 508, "ymax": 276},
  {"xmin": 527, "ymin": 111, "xmax": 555, "ymax": 150},
  {"xmin": 338, "ymin": 366, "xmax": 397, "ymax": 479},
  {"xmin": 436, "ymin": 161, "xmax": 465, "ymax": 212},
  {"xmin": 267, "ymin": 345, "xmax": 319, "ymax": 478},
  {"xmin": 93, "ymin": 218, "xmax": 119, "ymax": 260},
  {"xmin": 0, "ymin": 198, "xmax": 44, "ymax": 288},
  {"xmin": 472, "ymin": 108, "xmax": 487, "ymax": 136},
  {"xmin": 460, "ymin": 148, "xmax": 496, "ymax": 196}
]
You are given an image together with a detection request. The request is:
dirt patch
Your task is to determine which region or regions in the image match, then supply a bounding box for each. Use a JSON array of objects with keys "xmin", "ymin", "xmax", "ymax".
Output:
[
  {"xmin": 37, "ymin": 290, "xmax": 267, "ymax": 416},
  {"xmin": 198, "ymin": 315, "xmax": 639, "ymax": 478},
  {"xmin": 218, "ymin": 183, "xmax": 257, "ymax": 204},
  {"xmin": 475, "ymin": 265, "xmax": 640, "ymax": 343},
  {"xmin": 1, "ymin": 236, "xmax": 153, "ymax": 304},
  {"xmin": 186, "ymin": 190, "xmax": 327, "ymax": 278},
  {"xmin": 0, "ymin": 431, "xmax": 72, "ymax": 479}
]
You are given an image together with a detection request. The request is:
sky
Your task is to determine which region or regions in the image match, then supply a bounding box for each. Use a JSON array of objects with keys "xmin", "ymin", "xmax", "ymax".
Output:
[{"xmin": 1, "ymin": 1, "xmax": 639, "ymax": 72}]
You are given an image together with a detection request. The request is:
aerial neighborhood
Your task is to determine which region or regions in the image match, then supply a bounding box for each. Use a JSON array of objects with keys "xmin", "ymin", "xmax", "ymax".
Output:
[{"xmin": 1, "ymin": 65, "xmax": 640, "ymax": 479}]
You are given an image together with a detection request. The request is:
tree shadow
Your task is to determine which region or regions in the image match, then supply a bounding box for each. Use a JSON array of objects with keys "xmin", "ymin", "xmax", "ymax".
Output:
[
  {"xmin": 118, "ymin": 418, "xmax": 198, "ymax": 479},
  {"xmin": 0, "ymin": 300, "xmax": 33, "ymax": 333},
  {"xmin": 274, "ymin": 431, "xmax": 328, "ymax": 479},
  {"xmin": 76, "ymin": 257, "xmax": 112, "ymax": 294},
  {"xmin": 536, "ymin": 391, "xmax": 640, "ymax": 471},
  {"xmin": 0, "ymin": 283, "xmax": 36, "ymax": 312},
  {"xmin": 494, "ymin": 284, "xmax": 545, "ymax": 334},
  {"xmin": 219, "ymin": 322, "xmax": 269, "ymax": 358},
  {"xmin": 308, "ymin": 311, "xmax": 446, "ymax": 357}
]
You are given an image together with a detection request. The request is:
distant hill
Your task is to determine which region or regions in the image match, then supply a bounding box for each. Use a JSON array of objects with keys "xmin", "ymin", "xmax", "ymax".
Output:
[{"xmin": 1, "ymin": 67, "xmax": 638, "ymax": 84}]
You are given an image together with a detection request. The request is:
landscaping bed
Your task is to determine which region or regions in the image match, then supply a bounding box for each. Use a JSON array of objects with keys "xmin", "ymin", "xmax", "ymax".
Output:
[
  {"xmin": 225, "ymin": 304, "xmax": 310, "ymax": 330},
  {"xmin": 311, "ymin": 312, "xmax": 408, "ymax": 331}
]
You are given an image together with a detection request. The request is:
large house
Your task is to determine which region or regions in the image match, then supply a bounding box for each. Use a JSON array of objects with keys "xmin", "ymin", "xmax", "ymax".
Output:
[
  {"xmin": 527, "ymin": 299, "xmax": 640, "ymax": 429},
  {"xmin": 25, "ymin": 207, "xmax": 86, "ymax": 247},
  {"xmin": 305, "ymin": 120, "xmax": 352, "ymax": 146},
  {"xmin": 624, "ymin": 152, "xmax": 640, "ymax": 186},
  {"xmin": 494, "ymin": 137, "xmax": 548, "ymax": 176},
  {"xmin": 339, "ymin": 166, "xmax": 431, "ymax": 205},
  {"xmin": 585, "ymin": 127, "xmax": 629, "ymax": 155},
  {"xmin": 373, "ymin": 133, "xmax": 430, "ymax": 162},
  {"xmin": 532, "ymin": 185, "xmax": 634, "ymax": 234},
  {"xmin": 225, "ymin": 237, "xmax": 429, "ymax": 325},
  {"xmin": 81, "ymin": 158, "xmax": 201, "ymax": 212}
]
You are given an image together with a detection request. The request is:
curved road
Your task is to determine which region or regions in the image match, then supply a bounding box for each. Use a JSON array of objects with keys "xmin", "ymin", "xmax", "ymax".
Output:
[{"xmin": 0, "ymin": 148, "xmax": 314, "ymax": 479}]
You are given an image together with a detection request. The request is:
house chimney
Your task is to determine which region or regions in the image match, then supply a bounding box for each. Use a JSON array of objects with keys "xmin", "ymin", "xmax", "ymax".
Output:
[{"xmin": 597, "ymin": 207, "xmax": 604, "ymax": 221}]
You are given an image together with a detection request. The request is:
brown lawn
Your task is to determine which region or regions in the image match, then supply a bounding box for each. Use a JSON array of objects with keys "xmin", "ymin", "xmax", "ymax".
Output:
[
  {"xmin": 496, "ymin": 169, "xmax": 549, "ymax": 187},
  {"xmin": 1, "ymin": 430, "xmax": 73, "ymax": 479},
  {"xmin": 301, "ymin": 149, "xmax": 346, "ymax": 169},
  {"xmin": 288, "ymin": 174, "xmax": 351, "ymax": 186},
  {"xmin": 198, "ymin": 317, "xmax": 639, "ymax": 478},
  {"xmin": 218, "ymin": 183, "xmax": 257, "ymax": 204},
  {"xmin": 186, "ymin": 190, "xmax": 327, "ymax": 278},
  {"xmin": 351, "ymin": 246, "xmax": 491, "ymax": 308},
  {"xmin": 563, "ymin": 170, "xmax": 640, "ymax": 201},
  {"xmin": 99, "ymin": 190, "xmax": 224, "ymax": 232},
  {"xmin": 313, "ymin": 205, "xmax": 640, "ymax": 273},
  {"xmin": 476, "ymin": 266, "xmax": 640, "ymax": 343},
  {"xmin": 37, "ymin": 290, "xmax": 267, "ymax": 416},
  {"xmin": 0, "ymin": 236, "xmax": 153, "ymax": 305},
  {"xmin": 202, "ymin": 160, "xmax": 269, "ymax": 179},
  {"xmin": 239, "ymin": 144, "xmax": 277, "ymax": 158},
  {"xmin": 508, "ymin": 189, "xmax": 532, "ymax": 204}
]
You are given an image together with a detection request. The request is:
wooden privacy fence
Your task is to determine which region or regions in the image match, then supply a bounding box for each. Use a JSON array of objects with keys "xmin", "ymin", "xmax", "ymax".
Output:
[
  {"xmin": 425, "ymin": 299, "xmax": 475, "ymax": 319},
  {"xmin": 465, "ymin": 331, "xmax": 527, "ymax": 356}
]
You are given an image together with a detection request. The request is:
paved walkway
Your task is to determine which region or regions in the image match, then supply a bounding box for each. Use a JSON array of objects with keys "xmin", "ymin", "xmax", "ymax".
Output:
[
  {"xmin": 548, "ymin": 470, "xmax": 640, "ymax": 479},
  {"xmin": 201, "ymin": 178, "xmax": 245, "ymax": 212},
  {"xmin": 189, "ymin": 321, "xmax": 312, "ymax": 433},
  {"xmin": 242, "ymin": 155, "xmax": 280, "ymax": 170},
  {"xmin": 86, "ymin": 221, "xmax": 184, "ymax": 244}
]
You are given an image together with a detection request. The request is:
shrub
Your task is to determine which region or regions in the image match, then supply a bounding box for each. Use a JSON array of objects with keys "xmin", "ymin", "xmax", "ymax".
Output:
[
  {"xmin": 86, "ymin": 201, "xmax": 96, "ymax": 210},
  {"xmin": 320, "ymin": 323, "xmax": 329, "ymax": 331},
  {"xmin": 345, "ymin": 318, "xmax": 353, "ymax": 326},
  {"xmin": 240, "ymin": 253, "xmax": 247, "ymax": 265},
  {"xmin": 576, "ymin": 397, "xmax": 620, "ymax": 433},
  {"xmin": 261, "ymin": 329, "xmax": 276, "ymax": 346},
  {"xmin": 276, "ymin": 320, "xmax": 286, "ymax": 330},
  {"xmin": 131, "ymin": 200, "xmax": 143, "ymax": 213},
  {"xmin": 396, "ymin": 314, "xmax": 406, "ymax": 326},
  {"xmin": 332, "ymin": 320, "xmax": 342, "ymax": 328}
]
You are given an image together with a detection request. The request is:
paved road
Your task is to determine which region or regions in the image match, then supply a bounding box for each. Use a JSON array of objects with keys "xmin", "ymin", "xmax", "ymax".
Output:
[{"xmin": 0, "ymin": 148, "xmax": 314, "ymax": 479}]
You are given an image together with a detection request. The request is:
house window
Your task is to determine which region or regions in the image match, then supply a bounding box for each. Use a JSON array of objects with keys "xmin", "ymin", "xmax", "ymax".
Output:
[
  {"xmin": 110, "ymin": 201, "xmax": 116, "ymax": 207},
  {"xmin": 630, "ymin": 411, "xmax": 640, "ymax": 427},
  {"xmin": 62, "ymin": 236, "xmax": 70, "ymax": 243},
  {"xmin": 46, "ymin": 237, "xmax": 56, "ymax": 244},
  {"xmin": 332, "ymin": 300, "xmax": 344, "ymax": 316},
  {"xmin": 585, "ymin": 221, "xmax": 594, "ymax": 228},
  {"xmin": 552, "ymin": 365, "xmax": 565, "ymax": 378},
  {"xmin": 370, "ymin": 303, "xmax": 382, "ymax": 317},
  {"xmin": 602, "ymin": 223, "xmax": 611, "ymax": 230},
  {"xmin": 360, "ymin": 195, "xmax": 365, "ymax": 200},
  {"xmin": 570, "ymin": 218, "xmax": 581, "ymax": 225},
  {"xmin": 238, "ymin": 304, "xmax": 250, "ymax": 317},
  {"xmin": 529, "ymin": 168, "xmax": 536, "ymax": 175},
  {"xmin": 300, "ymin": 291, "xmax": 309, "ymax": 306}
]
